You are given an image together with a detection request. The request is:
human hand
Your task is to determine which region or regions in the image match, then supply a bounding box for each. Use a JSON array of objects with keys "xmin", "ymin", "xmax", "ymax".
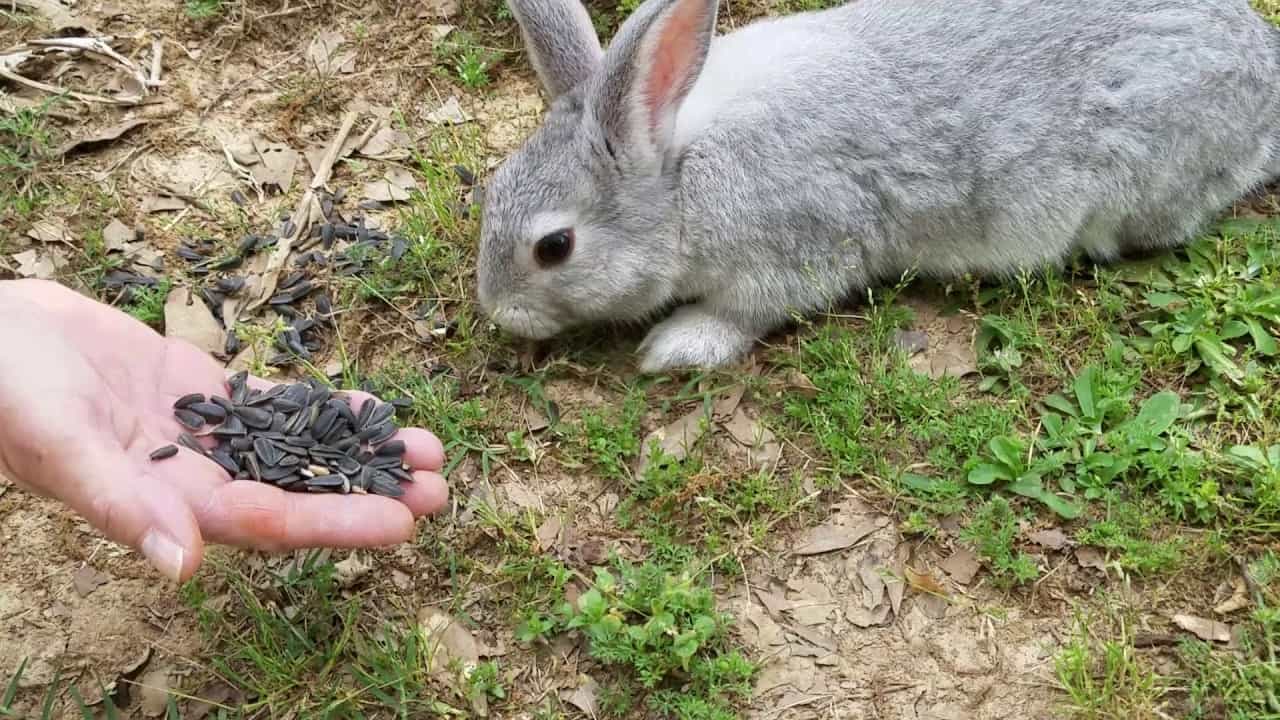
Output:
[{"xmin": 0, "ymin": 279, "xmax": 449, "ymax": 583}]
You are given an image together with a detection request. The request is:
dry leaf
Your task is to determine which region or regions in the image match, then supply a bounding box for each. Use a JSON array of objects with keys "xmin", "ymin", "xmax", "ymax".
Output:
[
  {"xmin": 1214, "ymin": 579, "xmax": 1251, "ymax": 616},
  {"xmin": 102, "ymin": 218, "xmax": 135, "ymax": 251},
  {"xmin": 56, "ymin": 118, "xmax": 149, "ymax": 156},
  {"xmin": 792, "ymin": 518, "xmax": 879, "ymax": 556},
  {"xmin": 137, "ymin": 668, "xmax": 172, "ymax": 717},
  {"xmin": 418, "ymin": 607, "xmax": 480, "ymax": 673},
  {"xmin": 186, "ymin": 682, "xmax": 243, "ymax": 720},
  {"xmin": 12, "ymin": 248, "xmax": 65, "ymax": 279},
  {"xmin": 904, "ymin": 566, "xmax": 948, "ymax": 596},
  {"xmin": 163, "ymin": 286, "xmax": 225, "ymax": 355},
  {"xmin": 893, "ymin": 329, "xmax": 929, "ymax": 355},
  {"xmin": 252, "ymin": 139, "xmax": 300, "ymax": 194},
  {"xmin": 1028, "ymin": 528, "xmax": 1070, "ymax": 551},
  {"xmin": 525, "ymin": 406, "xmax": 550, "ymax": 432},
  {"xmin": 783, "ymin": 369, "xmax": 818, "ymax": 399},
  {"xmin": 72, "ymin": 565, "xmax": 110, "ymax": 597},
  {"xmin": 909, "ymin": 345, "xmax": 977, "ymax": 379},
  {"xmin": 711, "ymin": 384, "xmax": 746, "ymax": 421},
  {"xmin": 358, "ymin": 127, "xmax": 413, "ymax": 159},
  {"xmin": 500, "ymin": 478, "xmax": 543, "ymax": 511},
  {"xmin": 421, "ymin": 0, "xmax": 460, "ymax": 19},
  {"xmin": 754, "ymin": 586, "xmax": 792, "ymax": 616},
  {"xmin": 938, "ymin": 546, "xmax": 981, "ymax": 585},
  {"xmin": 141, "ymin": 194, "xmax": 187, "ymax": 213},
  {"xmin": 1172, "ymin": 614, "xmax": 1231, "ymax": 643},
  {"xmin": 306, "ymin": 30, "xmax": 356, "ymax": 75},
  {"xmin": 426, "ymin": 95, "xmax": 472, "ymax": 125},
  {"xmin": 636, "ymin": 406, "xmax": 710, "ymax": 475},
  {"xmin": 333, "ymin": 553, "xmax": 372, "ymax": 588},
  {"xmin": 535, "ymin": 516, "xmax": 562, "ymax": 551},
  {"xmin": 27, "ymin": 218, "xmax": 69, "ymax": 244},
  {"xmin": 1075, "ymin": 546, "xmax": 1106, "ymax": 571},
  {"xmin": 561, "ymin": 675, "xmax": 600, "ymax": 717},
  {"xmin": 722, "ymin": 407, "xmax": 782, "ymax": 465},
  {"xmin": 363, "ymin": 167, "xmax": 419, "ymax": 203}
]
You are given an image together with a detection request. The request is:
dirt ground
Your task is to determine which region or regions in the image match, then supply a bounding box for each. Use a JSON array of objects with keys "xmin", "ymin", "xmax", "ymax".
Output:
[{"xmin": 1, "ymin": 0, "xmax": 1267, "ymax": 718}]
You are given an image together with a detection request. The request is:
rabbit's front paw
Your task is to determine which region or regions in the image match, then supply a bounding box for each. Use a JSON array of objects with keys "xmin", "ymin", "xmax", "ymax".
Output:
[{"xmin": 638, "ymin": 306, "xmax": 756, "ymax": 373}]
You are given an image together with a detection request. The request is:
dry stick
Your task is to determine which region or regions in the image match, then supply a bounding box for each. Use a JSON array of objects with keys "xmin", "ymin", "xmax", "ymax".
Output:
[
  {"xmin": 0, "ymin": 66, "xmax": 138, "ymax": 105},
  {"xmin": 245, "ymin": 110, "xmax": 359, "ymax": 315},
  {"xmin": 148, "ymin": 38, "xmax": 163, "ymax": 87}
]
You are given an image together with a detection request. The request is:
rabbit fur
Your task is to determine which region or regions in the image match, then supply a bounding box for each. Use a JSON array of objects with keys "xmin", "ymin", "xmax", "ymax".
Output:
[{"xmin": 476, "ymin": 0, "xmax": 1280, "ymax": 373}]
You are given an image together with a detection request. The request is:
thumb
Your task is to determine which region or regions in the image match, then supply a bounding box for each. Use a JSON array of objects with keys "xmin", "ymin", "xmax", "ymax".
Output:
[{"xmin": 65, "ymin": 448, "xmax": 206, "ymax": 583}]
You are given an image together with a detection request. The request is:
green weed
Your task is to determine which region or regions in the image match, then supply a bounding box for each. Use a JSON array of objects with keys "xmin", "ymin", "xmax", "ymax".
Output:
[
  {"xmin": 184, "ymin": 0, "xmax": 223, "ymax": 21},
  {"xmin": 960, "ymin": 496, "xmax": 1040, "ymax": 588},
  {"xmin": 1054, "ymin": 610, "xmax": 1164, "ymax": 718},
  {"xmin": 0, "ymin": 98, "xmax": 58, "ymax": 220}
]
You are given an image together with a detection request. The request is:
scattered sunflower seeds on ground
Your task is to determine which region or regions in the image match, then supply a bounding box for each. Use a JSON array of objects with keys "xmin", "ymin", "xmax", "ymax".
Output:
[{"xmin": 151, "ymin": 371, "xmax": 412, "ymax": 497}]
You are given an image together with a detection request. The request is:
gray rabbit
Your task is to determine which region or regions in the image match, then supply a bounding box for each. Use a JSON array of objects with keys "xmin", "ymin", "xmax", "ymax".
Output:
[{"xmin": 476, "ymin": 0, "xmax": 1280, "ymax": 372}]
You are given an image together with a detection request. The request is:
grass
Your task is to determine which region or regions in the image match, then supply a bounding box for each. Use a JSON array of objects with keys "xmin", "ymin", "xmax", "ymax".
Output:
[
  {"xmin": 1055, "ymin": 608, "xmax": 1164, "ymax": 719},
  {"xmin": 0, "ymin": 97, "xmax": 59, "ymax": 224}
]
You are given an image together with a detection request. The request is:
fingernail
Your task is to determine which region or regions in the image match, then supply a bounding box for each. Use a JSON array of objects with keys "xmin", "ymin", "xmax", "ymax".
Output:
[{"xmin": 140, "ymin": 530, "xmax": 185, "ymax": 583}]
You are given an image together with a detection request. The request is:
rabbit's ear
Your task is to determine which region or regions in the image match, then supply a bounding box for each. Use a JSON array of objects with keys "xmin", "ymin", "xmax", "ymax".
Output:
[
  {"xmin": 508, "ymin": 0, "xmax": 604, "ymax": 98},
  {"xmin": 594, "ymin": 0, "xmax": 719, "ymax": 163}
]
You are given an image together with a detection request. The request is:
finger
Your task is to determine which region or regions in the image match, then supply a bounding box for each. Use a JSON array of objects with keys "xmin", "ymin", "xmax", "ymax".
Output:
[
  {"xmin": 397, "ymin": 470, "xmax": 449, "ymax": 517},
  {"xmin": 391, "ymin": 428, "xmax": 446, "ymax": 471},
  {"xmin": 62, "ymin": 443, "xmax": 206, "ymax": 583},
  {"xmin": 195, "ymin": 480, "xmax": 417, "ymax": 551}
]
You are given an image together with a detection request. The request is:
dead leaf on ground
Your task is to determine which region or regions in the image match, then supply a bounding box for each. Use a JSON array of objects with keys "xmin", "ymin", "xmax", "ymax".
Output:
[
  {"xmin": 722, "ymin": 407, "xmax": 782, "ymax": 466},
  {"xmin": 904, "ymin": 566, "xmax": 948, "ymax": 596},
  {"xmin": 363, "ymin": 167, "xmax": 419, "ymax": 203},
  {"xmin": 711, "ymin": 383, "xmax": 745, "ymax": 421},
  {"xmin": 12, "ymin": 247, "xmax": 67, "ymax": 279},
  {"xmin": 72, "ymin": 565, "xmax": 110, "ymax": 597},
  {"xmin": 636, "ymin": 405, "xmax": 711, "ymax": 476},
  {"xmin": 1028, "ymin": 528, "xmax": 1070, "ymax": 551},
  {"xmin": 1213, "ymin": 579, "xmax": 1251, "ymax": 616},
  {"xmin": 426, "ymin": 95, "xmax": 472, "ymax": 125},
  {"xmin": 251, "ymin": 139, "xmax": 300, "ymax": 194},
  {"xmin": 419, "ymin": 0, "xmax": 460, "ymax": 19},
  {"xmin": 560, "ymin": 675, "xmax": 600, "ymax": 717},
  {"xmin": 137, "ymin": 668, "xmax": 172, "ymax": 717},
  {"xmin": 305, "ymin": 30, "xmax": 356, "ymax": 76},
  {"xmin": 787, "ymin": 579, "xmax": 836, "ymax": 626},
  {"xmin": 27, "ymin": 217, "xmax": 70, "ymax": 244},
  {"xmin": 893, "ymin": 329, "xmax": 929, "ymax": 355},
  {"xmin": 499, "ymin": 478, "xmax": 543, "ymax": 512},
  {"xmin": 358, "ymin": 127, "xmax": 413, "ymax": 159},
  {"xmin": 1075, "ymin": 546, "xmax": 1106, "ymax": 571},
  {"xmin": 782, "ymin": 369, "xmax": 818, "ymax": 399},
  {"xmin": 418, "ymin": 607, "xmax": 480, "ymax": 673},
  {"xmin": 1172, "ymin": 614, "xmax": 1231, "ymax": 643},
  {"xmin": 333, "ymin": 553, "xmax": 372, "ymax": 588},
  {"xmin": 536, "ymin": 516, "xmax": 562, "ymax": 551},
  {"xmin": 164, "ymin": 286, "xmax": 225, "ymax": 356},
  {"xmin": 141, "ymin": 193, "xmax": 187, "ymax": 213},
  {"xmin": 102, "ymin": 218, "xmax": 135, "ymax": 251},
  {"xmin": 56, "ymin": 118, "xmax": 149, "ymax": 156},
  {"xmin": 754, "ymin": 586, "xmax": 792, "ymax": 616},
  {"xmin": 186, "ymin": 682, "xmax": 243, "ymax": 720},
  {"xmin": 939, "ymin": 546, "xmax": 981, "ymax": 585},
  {"xmin": 792, "ymin": 518, "xmax": 880, "ymax": 556}
]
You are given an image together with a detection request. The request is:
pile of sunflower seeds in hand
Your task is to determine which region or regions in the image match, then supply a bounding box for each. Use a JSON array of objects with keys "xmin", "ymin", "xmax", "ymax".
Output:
[{"xmin": 150, "ymin": 371, "xmax": 412, "ymax": 497}]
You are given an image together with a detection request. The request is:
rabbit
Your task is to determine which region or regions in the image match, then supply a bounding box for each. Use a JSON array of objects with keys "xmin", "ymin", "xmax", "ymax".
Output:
[{"xmin": 476, "ymin": 0, "xmax": 1280, "ymax": 373}]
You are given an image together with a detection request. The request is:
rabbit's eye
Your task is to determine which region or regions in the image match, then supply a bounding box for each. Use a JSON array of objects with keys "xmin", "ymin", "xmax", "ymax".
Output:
[{"xmin": 534, "ymin": 229, "xmax": 574, "ymax": 267}]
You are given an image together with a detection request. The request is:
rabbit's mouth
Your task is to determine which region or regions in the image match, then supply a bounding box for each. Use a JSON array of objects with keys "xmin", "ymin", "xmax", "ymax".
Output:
[{"xmin": 489, "ymin": 304, "xmax": 565, "ymax": 340}]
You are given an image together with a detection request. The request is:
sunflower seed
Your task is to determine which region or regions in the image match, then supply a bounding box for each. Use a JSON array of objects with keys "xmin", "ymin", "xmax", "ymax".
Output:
[
  {"xmin": 173, "ymin": 393, "xmax": 205, "ymax": 409},
  {"xmin": 367, "ymin": 422, "xmax": 397, "ymax": 445},
  {"xmin": 212, "ymin": 415, "xmax": 247, "ymax": 437},
  {"xmin": 369, "ymin": 473, "xmax": 405, "ymax": 497},
  {"xmin": 253, "ymin": 437, "xmax": 281, "ymax": 467},
  {"xmin": 177, "ymin": 432, "xmax": 206, "ymax": 455},
  {"xmin": 375, "ymin": 440, "xmax": 406, "ymax": 457},
  {"xmin": 306, "ymin": 475, "xmax": 345, "ymax": 490},
  {"xmin": 188, "ymin": 402, "xmax": 227, "ymax": 423},
  {"xmin": 311, "ymin": 407, "xmax": 338, "ymax": 439},
  {"xmin": 235, "ymin": 406, "xmax": 273, "ymax": 429},
  {"xmin": 150, "ymin": 445, "xmax": 179, "ymax": 461},
  {"xmin": 174, "ymin": 408, "xmax": 205, "ymax": 430},
  {"xmin": 364, "ymin": 402, "xmax": 395, "ymax": 430},
  {"xmin": 210, "ymin": 449, "xmax": 239, "ymax": 475},
  {"xmin": 273, "ymin": 399, "xmax": 302, "ymax": 414}
]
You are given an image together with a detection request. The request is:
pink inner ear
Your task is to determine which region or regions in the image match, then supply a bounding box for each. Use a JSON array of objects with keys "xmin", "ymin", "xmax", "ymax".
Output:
[{"xmin": 644, "ymin": 0, "xmax": 708, "ymax": 132}]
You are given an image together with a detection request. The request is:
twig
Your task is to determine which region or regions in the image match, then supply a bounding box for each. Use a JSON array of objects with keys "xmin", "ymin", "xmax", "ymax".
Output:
[
  {"xmin": 0, "ymin": 66, "xmax": 135, "ymax": 105},
  {"xmin": 148, "ymin": 38, "xmax": 163, "ymax": 87},
  {"xmin": 245, "ymin": 111, "xmax": 359, "ymax": 314}
]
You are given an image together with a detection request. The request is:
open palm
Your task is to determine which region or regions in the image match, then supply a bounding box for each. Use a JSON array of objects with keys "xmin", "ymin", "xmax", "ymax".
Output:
[{"xmin": 0, "ymin": 279, "xmax": 448, "ymax": 582}]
